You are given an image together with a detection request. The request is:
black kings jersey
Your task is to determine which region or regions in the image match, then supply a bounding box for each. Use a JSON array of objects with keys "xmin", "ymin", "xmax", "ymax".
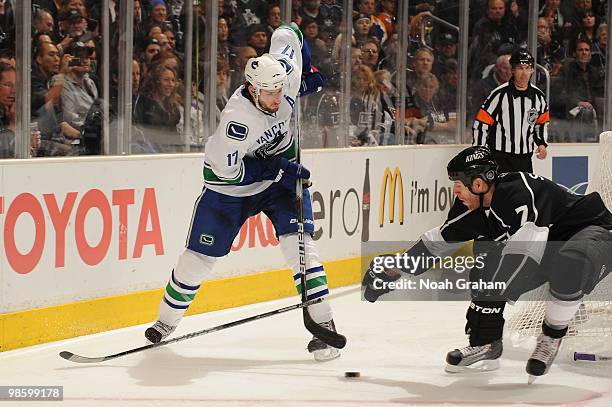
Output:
[
  {"xmin": 488, "ymin": 172, "xmax": 612, "ymax": 241},
  {"xmin": 437, "ymin": 172, "xmax": 612, "ymax": 243}
]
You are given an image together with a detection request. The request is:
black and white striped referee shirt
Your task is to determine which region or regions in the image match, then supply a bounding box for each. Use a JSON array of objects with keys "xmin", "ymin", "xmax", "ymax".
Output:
[{"xmin": 472, "ymin": 79, "xmax": 549, "ymax": 154}]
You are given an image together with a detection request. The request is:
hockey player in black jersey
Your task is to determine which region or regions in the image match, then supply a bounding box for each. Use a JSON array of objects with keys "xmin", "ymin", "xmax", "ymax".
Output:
[{"xmin": 363, "ymin": 146, "xmax": 612, "ymax": 382}]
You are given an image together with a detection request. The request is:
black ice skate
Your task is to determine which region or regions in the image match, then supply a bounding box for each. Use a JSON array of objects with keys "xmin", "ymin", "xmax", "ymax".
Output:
[
  {"xmin": 307, "ymin": 320, "xmax": 341, "ymax": 361},
  {"xmin": 445, "ymin": 339, "xmax": 503, "ymax": 373},
  {"xmin": 145, "ymin": 320, "xmax": 177, "ymax": 344},
  {"xmin": 526, "ymin": 333, "xmax": 563, "ymax": 384}
]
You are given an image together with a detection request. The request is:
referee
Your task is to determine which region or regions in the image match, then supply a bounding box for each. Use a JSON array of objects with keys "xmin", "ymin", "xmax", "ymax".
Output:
[{"xmin": 472, "ymin": 49, "xmax": 549, "ymax": 173}]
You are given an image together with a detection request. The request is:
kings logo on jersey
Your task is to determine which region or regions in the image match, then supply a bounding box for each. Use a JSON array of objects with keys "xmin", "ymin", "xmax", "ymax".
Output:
[{"xmin": 552, "ymin": 156, "xmax": 589, "ymax": 195}]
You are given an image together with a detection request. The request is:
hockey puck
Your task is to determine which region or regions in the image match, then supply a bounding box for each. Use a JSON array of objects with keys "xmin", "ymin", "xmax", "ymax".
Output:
[{"xmin": 344, "ymin": 371, "xmax": 360, "ymax": 378}]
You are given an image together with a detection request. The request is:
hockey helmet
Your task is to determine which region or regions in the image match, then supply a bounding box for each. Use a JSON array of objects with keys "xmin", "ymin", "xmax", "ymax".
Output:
[
  {"xmin": 244, "ymin": 54, "xmax": 288, "ymax": 112},
  {"xmin": 245, "ymin": 54, "xmax": 287, "ymax": 90},
  {"xmin": 509, "ymin": 48, "xmax": 534, "ymax": 69},
  {"xmin": 447, "ymin": 146, "xmax": 498, "ymax": 190}
]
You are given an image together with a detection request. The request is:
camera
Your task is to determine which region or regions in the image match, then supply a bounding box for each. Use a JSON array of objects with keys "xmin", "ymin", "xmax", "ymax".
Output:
[
  {"xmin": 67, "ymin": 41, "xmax": 95, "ymax": 58},
  {"xmin": 68, "ymin": 57, "xmax": 82, "ymax": 66}
]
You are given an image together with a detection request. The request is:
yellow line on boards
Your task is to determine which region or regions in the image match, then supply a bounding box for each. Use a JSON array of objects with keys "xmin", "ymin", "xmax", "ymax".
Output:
[{"xmin": 0, "ymin": 257, "xmax": 362, "ymax": 352}]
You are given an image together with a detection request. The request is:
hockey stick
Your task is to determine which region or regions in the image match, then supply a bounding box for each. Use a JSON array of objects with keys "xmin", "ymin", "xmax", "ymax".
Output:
[
  {"xmin": 59, "ymin": 297, "xmax": 323, "ymax": 364},
  {"xmin": 294, "ymin": 95, "xmax": 347, "ymax": 350},
  {"xmin": 573, "ymin": 352, "xmax": 612, "ymax": 362}
]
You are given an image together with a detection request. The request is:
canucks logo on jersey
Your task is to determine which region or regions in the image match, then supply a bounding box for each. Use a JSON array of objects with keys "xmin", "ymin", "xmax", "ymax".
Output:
[
  {"xmin": 254, "ymin": 121, "xmax": 289, "ymax": 159},
  {"xmin": 227, "ymin": 121, "xmax": 249, "ymax": 141},
  {"xmin": 199, "ymin": 233, "xmax": 215, "ymax": 246}
]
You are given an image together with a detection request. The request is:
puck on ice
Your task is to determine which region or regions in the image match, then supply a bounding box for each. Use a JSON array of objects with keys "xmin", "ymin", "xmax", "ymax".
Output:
[{"xmin": 344, "ymin": 371, "xmax": 360, "ymax": 378}]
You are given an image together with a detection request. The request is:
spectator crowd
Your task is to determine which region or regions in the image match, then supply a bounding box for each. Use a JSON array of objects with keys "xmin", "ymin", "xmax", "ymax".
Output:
[{"xmin": 0, "ymin": 0, "xmax": 609, "ymax": 158}]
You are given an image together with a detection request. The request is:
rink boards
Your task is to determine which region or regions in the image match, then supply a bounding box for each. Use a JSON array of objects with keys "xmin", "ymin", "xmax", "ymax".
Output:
[{"xmin": 0, "ymin": 144, "xmax": 601, "ymax": 350}]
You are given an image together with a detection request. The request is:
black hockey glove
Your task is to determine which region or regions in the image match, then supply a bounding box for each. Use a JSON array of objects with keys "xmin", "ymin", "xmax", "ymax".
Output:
[{"xmin": 362, "ymin": 255, "xmax": 401, "ymax": 302}]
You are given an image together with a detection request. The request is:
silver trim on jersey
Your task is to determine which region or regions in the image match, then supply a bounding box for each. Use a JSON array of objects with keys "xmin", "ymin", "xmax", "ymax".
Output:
[
  {"xmin": 440, "ymin": 207, "xmax": 476, "ymax": 232},
  {"xmin": 494, "ymin": 232, "xmax": 509, "ymax": 241},
  {"xmin": 489, "ymin": 207, "xmax": 511, "ymax": 229}
]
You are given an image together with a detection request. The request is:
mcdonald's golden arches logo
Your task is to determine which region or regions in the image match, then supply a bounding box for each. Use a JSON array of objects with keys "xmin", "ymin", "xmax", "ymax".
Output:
[{"xmin": 379, "ymin": 167, "xmax": 404, "ymax": 226}]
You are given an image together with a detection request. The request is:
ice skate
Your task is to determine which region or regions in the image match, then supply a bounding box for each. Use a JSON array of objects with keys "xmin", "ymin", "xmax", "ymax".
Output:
[
  {"xmin": 307, "ymin": 320, "xmax": 341, "ymax": 361},
  {"xmin": 145, "ymin": 320, "xmax": 177, "ymax": 344},
  {"xmin": 445, "ymin": 339, "xmax": 503, "ymax": 373},
  {"xmin": 526, "ymin": 333, "xmax": 563, "ymax": 384}
]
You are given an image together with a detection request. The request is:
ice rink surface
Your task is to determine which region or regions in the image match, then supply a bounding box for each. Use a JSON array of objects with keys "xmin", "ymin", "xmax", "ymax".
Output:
[{"xmin": 1, "ymin": 286, "xmax": 611, "ymax": 407}]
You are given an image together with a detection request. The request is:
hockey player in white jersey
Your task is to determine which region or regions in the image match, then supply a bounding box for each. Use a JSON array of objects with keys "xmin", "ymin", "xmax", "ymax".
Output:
[{"xmin": 145, "ymin": 24, "xmax": 340, "ymax": 361}]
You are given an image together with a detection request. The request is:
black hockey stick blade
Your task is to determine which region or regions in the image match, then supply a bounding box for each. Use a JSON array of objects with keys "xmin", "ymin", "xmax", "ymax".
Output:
[
  {"xmin": 59, "ymin": 297, "xmax": 323, "ymax": 363},
  {"xmin": 302, "ymin": 307, "xmax": 347, "ymax": 349}
]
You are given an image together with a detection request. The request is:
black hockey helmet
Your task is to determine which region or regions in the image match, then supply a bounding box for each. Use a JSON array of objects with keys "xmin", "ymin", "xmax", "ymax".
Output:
[
  {"xmin": 510, "ymin": 48, "xmax": 534, "ymax": 69},
  {"xmin": 447, "ymin": 146, "xmax": 498, "ymax": 191}
]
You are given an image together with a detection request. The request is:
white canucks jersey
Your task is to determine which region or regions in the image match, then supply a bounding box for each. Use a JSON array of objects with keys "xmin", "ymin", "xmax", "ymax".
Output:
[{"xmin": 203, "ymin": 27, "xmax": 303, "ymax": 196}]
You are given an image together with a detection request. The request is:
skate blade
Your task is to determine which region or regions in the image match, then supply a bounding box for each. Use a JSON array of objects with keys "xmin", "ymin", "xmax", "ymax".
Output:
[
  {"xmin": 445, "ymin": 359, "xmax": 500, "ymax": 373},
  {"xmin": 313, "ymin": 348, "xmax": 341, "ymax": 362}
]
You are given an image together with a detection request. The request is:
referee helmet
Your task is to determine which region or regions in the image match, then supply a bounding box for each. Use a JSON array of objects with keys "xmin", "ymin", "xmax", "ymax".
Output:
[{"xmin": 510, "ymin": 49, "xmax": 534, "ymax": 69}]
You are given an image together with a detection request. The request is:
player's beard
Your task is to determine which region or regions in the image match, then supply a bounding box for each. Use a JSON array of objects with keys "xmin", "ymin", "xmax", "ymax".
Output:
[{"xmin": 260, "ymin": 99, "xmax": 280, "ymax": 114}]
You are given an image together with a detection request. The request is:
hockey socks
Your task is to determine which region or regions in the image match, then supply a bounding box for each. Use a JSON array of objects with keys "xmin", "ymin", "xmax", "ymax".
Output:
[
  {"xmin": 162, "ymin": 269, "xmax": 200, "ymax": 313},
  {"xmin": 544, "ymin": 298, "xmax": 581, "ymax": 329},
  {"xmin": 156, "ymin": 250, "xmax": 216, "ymax": 327},
  {"xmin": 294, "ymin": 265, "xmax": 333, "ymax": 323},
  {"xmin": 294, "ymin": 265, "xmax": 329, "ymax": 301},
  {"xmin": 280, "ymin": 234, "xmax": 333, "ymax": 324}
]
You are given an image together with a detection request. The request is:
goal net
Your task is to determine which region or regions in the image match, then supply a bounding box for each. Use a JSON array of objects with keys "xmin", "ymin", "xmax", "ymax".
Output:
[{"xmin": 505, "ymin": 132, "xmax": 612, "ymax": 343}]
